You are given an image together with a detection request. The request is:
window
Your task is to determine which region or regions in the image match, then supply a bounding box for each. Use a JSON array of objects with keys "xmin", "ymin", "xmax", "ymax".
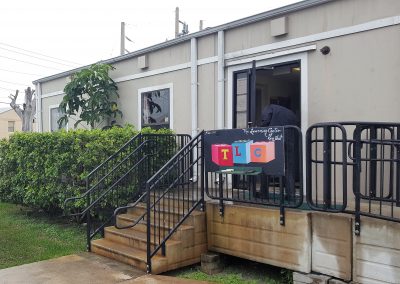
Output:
[
  {"xmin": 141, "ymin": 88, "xmax": 170, "ymax": 129},
  {"xmin": 8, "ymin": 121, "xmax": 15, "ymax": 132},
  {"xmin": 49, "ymin": 106, "xmax": 67, "ymax": 132}
]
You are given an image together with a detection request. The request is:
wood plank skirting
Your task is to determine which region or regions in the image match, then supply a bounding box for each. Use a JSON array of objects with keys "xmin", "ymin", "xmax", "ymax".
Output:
[
  {"xmin": 88, "ymin": 199, "xmax": 400, "ymax": 281},
  {"xmin": 353, "ymin": 217, "xmax": 400, "ymax": 284},
  {"xmin": 206, "ymin": 201, "xmax": 312, "ymax": 273}
]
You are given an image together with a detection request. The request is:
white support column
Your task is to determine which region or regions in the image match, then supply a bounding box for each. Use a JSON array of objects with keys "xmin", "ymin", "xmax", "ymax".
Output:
[
  {"xmin": 191, "ymin": 37, "xmax": 199, "ymax": 182},
  {"xmin": 191, "ymin": 38, "xmax": 198, "ymax": 137},
  {"xmin": 35, "ymin": 82, "xmax": 42, "ymax": 132},
  {"xmin": 217, "ymin": 31, "xmax": 225, "ymax": 129}
]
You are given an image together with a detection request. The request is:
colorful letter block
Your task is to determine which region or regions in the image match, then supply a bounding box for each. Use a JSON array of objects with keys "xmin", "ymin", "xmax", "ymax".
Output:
[
  {"xmin": 250, "ymin": 142, "xmax": 275, "ymax": 163},
  {"xmin": 232, "ymin": 140, "xmax": 253, "ymax": 164},
  {"xmin": 211, "ymin": 144, "xmax": 233, "ymax": 166}
]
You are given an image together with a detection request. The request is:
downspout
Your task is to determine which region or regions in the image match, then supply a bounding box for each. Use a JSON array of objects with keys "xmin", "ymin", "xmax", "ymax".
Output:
[
  {"xmin": 190, "ymin": 38, "xmax": 198, "ymax": 137},
  {"xmin": 191, "ymin": 38, "xmax": 199, "ymax": 182},
  {"xmin": 217, "ymin": 31, "xmax": 225, "ymax": 129},
  {"xmin": 35, "ymin": 82, "xmax": 42, "ymax": 132}
]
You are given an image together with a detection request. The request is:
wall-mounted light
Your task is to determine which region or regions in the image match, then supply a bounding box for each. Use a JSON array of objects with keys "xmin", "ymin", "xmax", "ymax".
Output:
[{"xmin": 320, "ymin": 46, "xmax": 331, "ymax": 55}]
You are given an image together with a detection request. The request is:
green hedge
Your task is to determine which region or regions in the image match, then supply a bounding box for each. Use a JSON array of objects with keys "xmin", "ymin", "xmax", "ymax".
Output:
[{"xmin": 0, "ymin": 126, "xmax": 172, "ymax": 214}]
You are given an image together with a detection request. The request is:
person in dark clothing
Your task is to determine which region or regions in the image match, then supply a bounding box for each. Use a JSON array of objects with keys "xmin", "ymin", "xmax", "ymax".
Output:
[
  {"xmin": 261, "ymin": 104, "xmax": 299, "ymax": 127},
  {"xmin": 260, "ymin": 104, "xmax": 299, "ymax": 202}
]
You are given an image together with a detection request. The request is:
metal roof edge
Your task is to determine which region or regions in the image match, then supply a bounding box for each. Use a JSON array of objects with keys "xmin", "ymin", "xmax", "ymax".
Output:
[{"xmin": 33, "ymin": 0, "xmax": 334, "ymax": 84}]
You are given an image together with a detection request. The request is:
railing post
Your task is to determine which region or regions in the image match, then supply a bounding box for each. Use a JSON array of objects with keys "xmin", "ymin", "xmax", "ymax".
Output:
[
  {"xmin": 323, "ymin": 126, "xmax": 332, "ymax": 209},
  {"xmin": 279, "ymin": 176, "xmax": 285, "ymax": 225},
  {"xmin": 369, "ymin": 126, "xmax": 377, "ymax": 197},
  {"xmin": 353, "ymin": 126, "xmax": 362, "ymax": 235},
  {"xmin": 397, "ymin": 127, "xmax": 400, "ymax": 207},
  {"xmin": 86, "ymin": 177, "xmax": 91, "ymax": 252},
  {"xmin": 146, "ymin": 181, "xmax": 152, "ymax": 274},
  {"xmin": 200, "ymin": 133, "xmax": 205, "ymax": 211},
  {"xmin": 218, "ymin": 173, "xmax": 224, "ymax": 216}
]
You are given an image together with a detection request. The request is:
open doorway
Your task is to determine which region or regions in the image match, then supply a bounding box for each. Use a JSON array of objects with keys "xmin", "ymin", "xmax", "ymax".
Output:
[{"xmin": 233, "ymin": 61, "xmax": 301, "ymax": 128}]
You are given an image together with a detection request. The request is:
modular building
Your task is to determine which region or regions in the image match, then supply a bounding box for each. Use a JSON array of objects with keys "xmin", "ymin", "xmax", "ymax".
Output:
[{"xmin": 33, "ymin": 0, "xmax": 400, "ymax": 282}]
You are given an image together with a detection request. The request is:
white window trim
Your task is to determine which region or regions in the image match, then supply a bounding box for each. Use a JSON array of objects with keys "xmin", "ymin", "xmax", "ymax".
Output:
[
  {"xmin": 49, "ymin": 104, "xmax": 68, "ymax": 132},
  {"xmin": 7, "ymin": 121, "xmax": 15, "ymax": 133},
  {"xmin": 137, "ymin": 83, "xmax": 174, "ymax": 130}
]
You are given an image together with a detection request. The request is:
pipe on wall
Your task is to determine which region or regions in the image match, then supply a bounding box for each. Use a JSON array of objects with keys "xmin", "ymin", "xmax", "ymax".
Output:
[
  {"xmin": 217, "ymin": 31, "xmax": 225, "ymax": 129},
  {"xmin": 35, "ymin": 82, "xmax": 42, "ymax": 132},
  {"xmin": 191, "ymin": 38, "xmax": 198, "ymax": 137}
]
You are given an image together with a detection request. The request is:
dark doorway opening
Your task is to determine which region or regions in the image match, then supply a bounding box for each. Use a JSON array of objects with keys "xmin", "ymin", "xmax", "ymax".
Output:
[{"xmin": 233, "ymin": 61, "xmax": 301, "ymax": 129}]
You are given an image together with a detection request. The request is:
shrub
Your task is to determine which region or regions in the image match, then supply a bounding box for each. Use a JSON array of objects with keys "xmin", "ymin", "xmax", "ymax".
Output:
[{"xmin": 0, "ymin": 126, "xmax": 173, "ymax": 214}]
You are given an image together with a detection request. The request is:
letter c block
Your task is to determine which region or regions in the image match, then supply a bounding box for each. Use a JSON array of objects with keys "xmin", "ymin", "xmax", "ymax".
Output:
[{"xmin": 250, "ymin": 142, "xmax": 275, "ymax": 163}]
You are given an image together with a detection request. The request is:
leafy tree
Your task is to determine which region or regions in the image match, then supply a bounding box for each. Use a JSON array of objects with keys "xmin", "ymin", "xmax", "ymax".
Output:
[{"xmin": 58, "ymin": 63, "xmax": 122, "ymax": 129}]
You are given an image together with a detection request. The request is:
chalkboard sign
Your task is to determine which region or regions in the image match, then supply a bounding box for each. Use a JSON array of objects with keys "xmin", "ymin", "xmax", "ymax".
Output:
[{"xmin": 204, "ymin": 127, "xmax": 285, "ymax": 176}]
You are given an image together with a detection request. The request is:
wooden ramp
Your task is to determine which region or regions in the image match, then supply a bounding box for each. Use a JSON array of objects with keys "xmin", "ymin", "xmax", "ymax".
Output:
[{"xmin": 91, "ymin": 201, "xmax": 207, "ymax": 274}]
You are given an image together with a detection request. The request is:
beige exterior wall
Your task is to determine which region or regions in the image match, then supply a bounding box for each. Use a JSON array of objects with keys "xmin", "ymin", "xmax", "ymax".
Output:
[
  {"xmin": 198, "ymin": 63, "xmax": 217, "ymax": 130},
  {"xmin": 38, "ymin": 0, "xmax": 400, "ymax": 134},
  {"xmin": 116, "ymin": 69, "xmax": 191, "ymax": 133},
  {"xmin": 308, "ymin": 25, "xmax": 400, "ymax": 124},
  {"xmin": 197, "ymin": 34, "xmax": 216, "ymax": 60},
  {"xmin": 41, "ymin": 76, "xmax": 68, "ymax": 95},
  {"xmin": 224, "ymin": 0, "xmax": 400, "ymax": 54},
  {"xmin": 0, "ymin": 110, "xmax": 22, "ymax": 139}
]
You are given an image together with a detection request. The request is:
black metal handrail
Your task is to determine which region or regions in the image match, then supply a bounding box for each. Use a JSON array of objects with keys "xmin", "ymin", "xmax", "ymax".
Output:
[
  {"xmin": 204, "ymin": 126, "xmax": 303, "ymax": 225},
  {"xmin": 142, "ymin": 131, "xmax": 204, "ymax": 273},
  {"xmin": 306, "ymin": 122, "xmax": 400, "ymax": 235},
  {"xmin": 64, "ymin": 133, "xmax": 143, "ymax": 216},
  {"xmin": 64, "ymin": 138, "xmax": 148, "ymax": 217},
  {"xmin": 64, "ymin": 132, "xmax": 191, "ymax": 251}
]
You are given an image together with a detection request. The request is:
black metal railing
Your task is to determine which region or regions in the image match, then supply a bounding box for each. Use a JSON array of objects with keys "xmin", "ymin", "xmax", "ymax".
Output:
[
  {"xmin": 114, "ymin": 131, "xmax": 204, "ymax": 273},
  {"xmin": 306, "ymin": 122, "xmax": 400, "ymax": 234},
  {"xmin": 64, "ymin": 133, "xmax": 191, "ymax": 250},
  {"xmin": 205, "ymin": 126, "xmax": 303, "ymax": 225}
]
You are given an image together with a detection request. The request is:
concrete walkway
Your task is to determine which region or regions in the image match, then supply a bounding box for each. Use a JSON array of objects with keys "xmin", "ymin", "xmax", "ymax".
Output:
[{"xmin": 0, "ymin": 253, "xmax": 209, "ymax": 284}]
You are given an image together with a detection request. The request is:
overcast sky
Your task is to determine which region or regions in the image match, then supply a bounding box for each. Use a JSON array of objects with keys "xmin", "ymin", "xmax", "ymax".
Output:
[{"xmin": 0, "ymin": 0, "xmax": 300, "ymax": 105}]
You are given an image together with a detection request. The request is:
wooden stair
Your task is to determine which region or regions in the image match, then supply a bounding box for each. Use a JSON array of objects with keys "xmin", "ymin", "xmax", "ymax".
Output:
[{"xmin": 91, "ymin": 201, "xmax": 207, "ymax": 274}]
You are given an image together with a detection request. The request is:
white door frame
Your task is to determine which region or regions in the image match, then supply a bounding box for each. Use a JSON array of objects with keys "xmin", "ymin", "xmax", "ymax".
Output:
[{"xmin": 226, "ymin": 51, "xmax": 309, "ymax": 136}]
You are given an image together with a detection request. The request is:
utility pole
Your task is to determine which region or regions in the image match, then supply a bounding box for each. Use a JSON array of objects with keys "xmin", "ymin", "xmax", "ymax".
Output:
[
  {"xmin": 175, "ymin": 7, "xmax": 189, "ymax": 38},
  {"xmin": 120, "ymin": 22, "xmax": 125, "ymax": 56},
  {"xmin": 175, "ymin": 8, "xmax": 179, "ymax": 38}
]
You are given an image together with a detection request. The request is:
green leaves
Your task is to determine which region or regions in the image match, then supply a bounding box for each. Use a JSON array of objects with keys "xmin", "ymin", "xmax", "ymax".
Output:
[
  {"xmin": 58, "ymin": 63, "xmax": 122, "ymax": 129},
  {"xmin": 0, "ymin": 126, "xmax": 138, "ymax": 213}
]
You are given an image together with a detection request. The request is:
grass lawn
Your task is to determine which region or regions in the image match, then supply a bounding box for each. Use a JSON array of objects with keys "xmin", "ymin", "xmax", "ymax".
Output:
[
  {"xmin": 166, "ymin": 255, "xmax": 292, "ymax": 284},
  {"xmin": 0, "ymin": 202, "xmax": 85, "ymax": 269}
]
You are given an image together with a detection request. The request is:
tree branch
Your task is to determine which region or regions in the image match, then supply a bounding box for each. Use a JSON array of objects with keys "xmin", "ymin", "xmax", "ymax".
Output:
[{"xmin": 9, "ymin": 90, "xmax": 23, "ymax": 119}]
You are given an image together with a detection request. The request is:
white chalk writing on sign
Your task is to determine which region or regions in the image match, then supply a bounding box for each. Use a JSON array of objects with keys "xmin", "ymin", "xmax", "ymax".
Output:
[{"xmin": 242, "ymin": 127, "xmax": 283, "ymax": 141}]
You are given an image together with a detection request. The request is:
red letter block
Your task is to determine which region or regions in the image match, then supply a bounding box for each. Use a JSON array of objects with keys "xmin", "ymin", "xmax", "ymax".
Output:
[
  {"xmin": 211, "ymin": 144, "xmax": 234, "ymax": 166},
  {"xmin": 250, "ymin": 142, "xmax": 275, "ymax": 163}
]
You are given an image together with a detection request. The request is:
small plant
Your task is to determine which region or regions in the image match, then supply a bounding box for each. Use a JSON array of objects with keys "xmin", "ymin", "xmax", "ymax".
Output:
[{"xmin": 58, "ymin": 63, "xmax": 122, "ymax": 129}]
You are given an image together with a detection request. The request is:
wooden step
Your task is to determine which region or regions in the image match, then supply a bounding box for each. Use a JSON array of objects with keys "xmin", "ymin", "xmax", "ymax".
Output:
[
  {"xmin": 127, "ymin": 203, "xmax": 204, "ymax": 225},
  {"xmin": 116, "ymin": 213, "xmax": 193, "ymax": 233},
  {"xmin": 91, "ymin": 238, "xmax": 168, "ymax": 274},
  {"xmin": 104, "ymin": 226, "xmax": 181, "ymax": 253},
  {"xmin": 116, "ymin": 214, "xmax": 196, "ymax": 248}
]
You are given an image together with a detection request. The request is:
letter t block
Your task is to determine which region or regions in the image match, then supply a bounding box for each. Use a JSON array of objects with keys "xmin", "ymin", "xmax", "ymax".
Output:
[{"xmin": 211, "ymin": 144, "xmax": 234, "ymax": 166}]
